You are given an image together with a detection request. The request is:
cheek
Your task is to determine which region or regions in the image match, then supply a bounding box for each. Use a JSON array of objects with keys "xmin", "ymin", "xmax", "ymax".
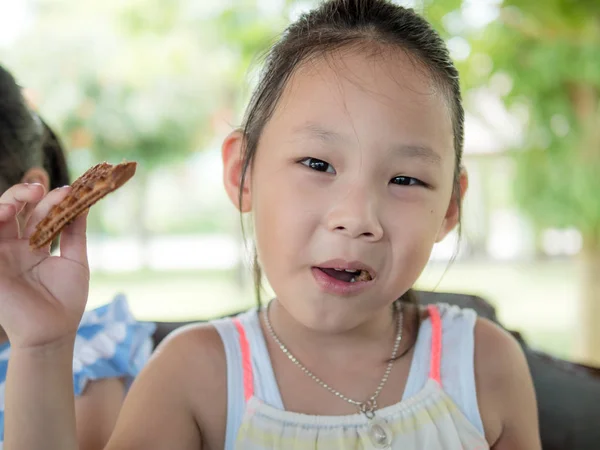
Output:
[
  {"xmin": 384, "ymin": 197, "xmax": 448, "ymax": 263},
  {"xmin": 385, "ymin": 218, "xmax": 438, "ymax": 290},
  {"xmin": 386, "ymin": 192, "xmax": 447, "ymax": 233},
  {"xmin": 388, "ymin": 212, "xmax": 439, "ymax": 254},
  {"xmin": 251, "ymin": 166, "xmax": 322, "ymax": 269}
]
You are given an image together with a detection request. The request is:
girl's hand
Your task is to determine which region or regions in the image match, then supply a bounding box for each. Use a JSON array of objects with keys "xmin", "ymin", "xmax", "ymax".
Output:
[{"xmin": 0, "ymin": 183, "xmax": 90, "ymax": 349}]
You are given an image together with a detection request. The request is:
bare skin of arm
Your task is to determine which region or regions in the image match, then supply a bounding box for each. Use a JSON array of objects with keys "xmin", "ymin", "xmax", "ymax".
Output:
[
  {"xmin": 5, "ymin": 338, "xmax": 79, "ymax": 450},
  {"xmin": 1, "ymin": 185, "xmax": 230, "ymax": 450},
  {"xmin": 474, "ymin": 318, "xmax": 542, "ymax": 449},
  {"xmin": 75, "ymin": 379, "xmax": 125, "ymax": 450},
  {"xmin": 6, "ymin": 324, "xmax": 229, "ymax": 450},
  {"xmin": 102, "ymin": 324, "xmax": 228, "ymax": 450}
]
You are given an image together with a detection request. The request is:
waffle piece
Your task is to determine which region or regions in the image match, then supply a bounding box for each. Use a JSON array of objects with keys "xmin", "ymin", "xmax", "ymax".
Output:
[
  {"xmin": 355, "ymin": 270, "xmax": 372, "ymax": 282},
  {"xmin": 29, "ymin": 161, "xmax": 137, "ymax": 250}
]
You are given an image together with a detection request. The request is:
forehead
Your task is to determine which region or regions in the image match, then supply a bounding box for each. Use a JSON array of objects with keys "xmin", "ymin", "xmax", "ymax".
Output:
[{"xmin": 264, "ymin": 47, "xmax": 454, "ymax": 159}]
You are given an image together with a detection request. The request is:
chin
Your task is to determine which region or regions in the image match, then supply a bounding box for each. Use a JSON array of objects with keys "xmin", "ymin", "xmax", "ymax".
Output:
[{"xmin": 287, "ymin": 294, "xmax": 367, "ymax": 333}]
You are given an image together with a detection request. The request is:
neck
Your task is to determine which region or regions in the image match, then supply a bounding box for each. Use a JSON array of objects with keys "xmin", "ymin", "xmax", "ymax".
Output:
[{"xmin": 265, "ymin": 299, "xmax": 400, "ymax": 364}]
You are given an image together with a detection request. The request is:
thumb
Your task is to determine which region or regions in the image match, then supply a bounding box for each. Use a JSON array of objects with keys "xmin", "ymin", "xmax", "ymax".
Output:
[{"xmin": 59, "ymin": 209, "xmax": 89, "ymax": 269}]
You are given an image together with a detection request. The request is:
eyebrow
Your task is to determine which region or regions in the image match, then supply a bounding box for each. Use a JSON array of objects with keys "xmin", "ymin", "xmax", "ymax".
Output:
[
  {"xmin": 293, "ymin": 122, "xmax": 345, "ymax": 144},
  {"xmin": 395, "ymin": 144, "xmax": 442, "ymax": 166},
  {"xmin": 293, "ymin": 122, "xmax": 443, "ymax": 166}
]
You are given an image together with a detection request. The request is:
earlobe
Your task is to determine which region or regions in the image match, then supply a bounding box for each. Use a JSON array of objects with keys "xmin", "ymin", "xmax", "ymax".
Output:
[
  {"xmin": 20, "ymin": 167, "xmax": 50, "ymax": 191},
  {"xmin": 222, "ymin": 129, "xmax": 252, "ymax": 213},
  {"xmin": 435, "ymin": 169, "xmax": 468, "ymax": 243}
]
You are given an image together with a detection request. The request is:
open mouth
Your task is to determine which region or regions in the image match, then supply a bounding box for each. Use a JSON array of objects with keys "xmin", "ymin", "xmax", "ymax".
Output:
[{"xmin": 317, "ymin": 267, "xmax": 373, "ymax": 283}]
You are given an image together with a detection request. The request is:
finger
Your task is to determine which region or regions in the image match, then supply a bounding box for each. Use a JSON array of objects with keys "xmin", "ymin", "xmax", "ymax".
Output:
[
  {"xmin": 0, "ymin": 203, "xmax": 17, "ymax": 222},
  {"xmin": 60, "ymin": 209, "xmax": 89, "ymax": 268},
  {"xmin": 0, "ymin": 184, "xmax": 46, "ymax": 240},
  {"xmin": 0, "ymin": 203, "xmax": 17, "ymax": 220},
  {"xmin": 0, "ymin": 183, "xmax": 46, "ymax": 212},
  {"xmin": 0, "ymin": 203, "xmax": 19, "ymax": 240},
  {"xmin": 23, "ymin": 186, "xmax": 71, "ymax": 239}
]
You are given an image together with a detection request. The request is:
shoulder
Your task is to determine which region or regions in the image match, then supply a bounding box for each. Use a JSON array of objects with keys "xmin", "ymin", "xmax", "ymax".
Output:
[
  {"xmin": 417, "ymin": 303, "xmax": 540, "ymax": 447},
  {"xmin": 102, "ymin": 323, "xmax": 229, "ymax": 449},
  {"xmin": 153, "ymin": 321, "xmax": 226, "ymax": 377},
  {"xmin": 137, "ymin": 321, "xmax": 229, "ymax": 446},
  {"xmin": 155, "ymin": 322, "xmax": 229, "ymax": 396},
  {"xmin": 473, "ymin": 317, "xmax": 527, "ymax": 400},
  {"xmin": 149, "ymin": 309, "xmax": 260, "ymax": 391},
  {"xmin": 473, "ymin": 317, "xmax": 541, "ymax": 449}
]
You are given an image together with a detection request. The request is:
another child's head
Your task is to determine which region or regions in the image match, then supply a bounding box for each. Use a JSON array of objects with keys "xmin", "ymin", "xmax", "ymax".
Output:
[
  {"xmin": 0, "ymin": 65, "xmax": 70, "ymax": 226},
  {"xmin": 222, "ymin": 0, "xmax": 467, "ymax": 332}
]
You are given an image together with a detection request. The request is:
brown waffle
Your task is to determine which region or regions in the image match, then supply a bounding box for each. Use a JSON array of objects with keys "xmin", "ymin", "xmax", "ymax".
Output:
[
  {"xmin": 355, "ymin": 270, "xmax": 372, "ymax": 282},
  {"xmin": 29, "ymin": 161, "xmax": 137, "ymax": 250}
]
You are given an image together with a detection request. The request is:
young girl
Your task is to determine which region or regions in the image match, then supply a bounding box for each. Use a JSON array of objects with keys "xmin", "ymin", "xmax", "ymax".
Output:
[
  {"xmin": 0, "ymin": 65, "xmax": 155, "ymax": 450},
  {"xmin": 0, "ymin": 1, "xmax": 540, "ymax": 449}
]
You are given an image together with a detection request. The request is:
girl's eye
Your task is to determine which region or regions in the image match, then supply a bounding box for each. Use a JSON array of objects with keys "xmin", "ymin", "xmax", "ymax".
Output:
[
  {"xmin": 300, "ymin": 158, "xmax": 336, "ymax": 174},
  {"xmin": 390, "ymin": 176, "xmax": 426, "ymax": 187}
]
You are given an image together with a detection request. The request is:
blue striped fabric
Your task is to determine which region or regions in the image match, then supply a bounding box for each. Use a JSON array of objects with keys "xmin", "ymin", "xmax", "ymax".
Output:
[{"xmin": 0, "ymin": 294, "xmax": 156, "ymax": 447}]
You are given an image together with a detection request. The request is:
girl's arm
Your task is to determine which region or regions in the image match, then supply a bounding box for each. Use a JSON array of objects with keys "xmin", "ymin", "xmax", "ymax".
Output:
[
  {"xmin": 75, "ymin": 379, "xmax": 125, "ymax": 450},
  {"xmin": 102, "ymin": 325, "xmax": 225, "ymax": 450},
  {"xmin": 1, "ymin": 185, "xmax": 208, "ymax": 450},
  {"xmin": 474, "ymin": 318, "xmax": 542, "ymax": 450},
  {"xmin": 1, "ymin": 184, "xmax": 88, "ymax": 450},
  {"xmin": 73, "ymin": 297, "xmax": 155, "ymax": 450},
  {"xmin": 5, "ymin": 340, "xmax": 79, "ymax": 450},
  {"xmin": 6, "ymin": 327, "xmax": 210, "ymax": 450}
]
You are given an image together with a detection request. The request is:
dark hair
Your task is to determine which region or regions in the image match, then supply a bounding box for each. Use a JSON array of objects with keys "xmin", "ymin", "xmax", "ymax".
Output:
[
  {"xmin": 39, "ymin": 118, "xmax": 70, "ymax": 190},
  {"xmin": 238, "ymin": 0, "xmax": 464, "ymax": 343},
  {"xmin": 0, "ymin": 65, "xmax": 70, "ymax": 194}
]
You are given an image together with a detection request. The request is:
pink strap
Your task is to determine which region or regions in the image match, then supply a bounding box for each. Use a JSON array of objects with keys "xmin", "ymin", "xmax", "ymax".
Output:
[
  {"xmin": 233, "ymin": 318, "xmax": 254, "ymax": 401},
  {"xmin": 427, "ymin": 304, "xmax": 442, "ymax": 384}
]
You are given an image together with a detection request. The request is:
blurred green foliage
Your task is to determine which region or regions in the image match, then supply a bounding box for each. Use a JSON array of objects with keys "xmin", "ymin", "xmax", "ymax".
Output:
[
  {"xmin": 464, "ymin": 0, "xmax": 600, "ymax": 246},
  {"xmin": 3, "ymin": 1, "xmax": 599, "ymax": 247}
]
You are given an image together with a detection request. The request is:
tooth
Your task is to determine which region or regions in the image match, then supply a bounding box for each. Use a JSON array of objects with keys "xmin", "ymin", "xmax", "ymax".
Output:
[
  {"xmin": 345, "ymin": 269, "xmax": 356, "ymax": 273},
  {"xmin": 350, "ymin": 277, "xmax": 356, "ymax": 283},
  {"xmin": 334, "ymin": 268, "xmax": 343, "ymax": 271}
]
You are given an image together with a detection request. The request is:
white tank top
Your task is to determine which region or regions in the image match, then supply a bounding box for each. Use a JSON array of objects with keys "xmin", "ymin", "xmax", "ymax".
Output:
[{"xmin": 212, "ymin": 302, "xmax": 488, "ymax": 449}]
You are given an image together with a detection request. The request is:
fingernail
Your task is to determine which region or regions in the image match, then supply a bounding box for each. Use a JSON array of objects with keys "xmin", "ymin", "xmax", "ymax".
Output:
[{"xmin": 27, "ymin": 183, "xmax": 42, "ymax": 189}]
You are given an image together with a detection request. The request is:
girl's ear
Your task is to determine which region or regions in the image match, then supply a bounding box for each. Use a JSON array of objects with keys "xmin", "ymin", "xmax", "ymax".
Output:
[
  {"xmin": 20, "ymin": 167, "xmax": 50, "ymax": 190},
  {"xmin": 222, "ymin": 129, "xmax": 252, "ymax": 213},
  {"xmin": 436, "ymin": 168, "xmax": 468, "ymax": 243}
]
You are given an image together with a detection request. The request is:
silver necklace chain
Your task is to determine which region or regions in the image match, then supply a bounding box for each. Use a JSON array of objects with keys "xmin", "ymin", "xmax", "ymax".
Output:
[{"xmin": 263, "ymin": 301, "xmax": 404, "ymax": 419}]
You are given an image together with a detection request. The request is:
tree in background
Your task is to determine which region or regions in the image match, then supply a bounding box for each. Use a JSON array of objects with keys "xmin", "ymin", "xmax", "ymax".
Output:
[
  {"xmin": 198, "ymin": 0, "xmax": 298, "ymax": 288},
  {"xmin": 2, "ymin": 0, "xmax": 225, "ymax": 250},
  {"xmin": 464, "ymin": 0, "xmax": 600, "ymax": 363},
  {"xmin": 4, "ymin": 0, "xmax": 597, "ymax": 354}
]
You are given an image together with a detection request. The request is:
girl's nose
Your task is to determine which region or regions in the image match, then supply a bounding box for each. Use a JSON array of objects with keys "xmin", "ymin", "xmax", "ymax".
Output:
[{"xmin": 326, "ymin": 187, "xmax": 384, "ymax": 242}]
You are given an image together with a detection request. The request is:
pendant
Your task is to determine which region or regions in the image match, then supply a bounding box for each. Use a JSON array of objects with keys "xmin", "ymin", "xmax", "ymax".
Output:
[{"xmin": 367, "ymin": 415, "xmax": 393, "ymax": 449}]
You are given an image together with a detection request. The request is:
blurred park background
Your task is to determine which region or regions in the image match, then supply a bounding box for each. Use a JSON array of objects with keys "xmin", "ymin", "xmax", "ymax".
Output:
[{"xmin": 0, "ymin": 0, "xmax": 599, "ymax": 364}]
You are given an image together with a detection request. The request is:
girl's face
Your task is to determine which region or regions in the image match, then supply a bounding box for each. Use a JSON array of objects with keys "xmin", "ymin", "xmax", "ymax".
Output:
[{"xmin": 224, "ymin": 49, "xmax": 465, "ymax": 333}]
